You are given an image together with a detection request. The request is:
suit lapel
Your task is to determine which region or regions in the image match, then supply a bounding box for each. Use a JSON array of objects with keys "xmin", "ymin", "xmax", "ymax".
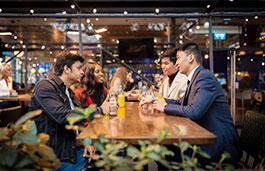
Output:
[{"xmin": 182, "ymin": 65, "xmax": 204, "ymax": 105}]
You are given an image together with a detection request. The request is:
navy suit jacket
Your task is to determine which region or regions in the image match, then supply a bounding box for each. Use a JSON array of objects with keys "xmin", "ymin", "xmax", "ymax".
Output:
[{"xmin": 164, "ymin": 65, "xmax": 242, "ymax": 164}]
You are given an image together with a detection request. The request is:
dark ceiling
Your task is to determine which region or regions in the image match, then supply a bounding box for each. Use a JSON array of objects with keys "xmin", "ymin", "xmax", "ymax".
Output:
[
  {"xmin": 1, "ymin": 0, "xmax": 265, "ymax": 14},
  {"xmin": 0, "ymin": 0, "xmax": 265, "ymax": 57}
]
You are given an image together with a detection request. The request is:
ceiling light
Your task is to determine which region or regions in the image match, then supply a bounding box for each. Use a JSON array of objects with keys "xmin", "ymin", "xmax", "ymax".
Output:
[
  {"xmin": 95, "ymin": 28, "xmax": 107, "ymax": 33},
  {"xmin": 61, "ymin": 45, "xmax": 65, "ymax": 49},
  {"xmin": 95, "ymin": 34, "xmax": 102, "ymax": 40},
  {"xmin": 0, "ymin": 32, "xmax": 12, "ymax": 36},
  {"xmin": 30, "ymin": 9, "xmax": 34, "ymax": 14},
  {"xmin": 44, "ymin": 18, "xmax": 47, "ymax": 21},
  {"xmin": 86, "ymin": 19, "xmax": 90, "ymax": 23},
  {"xmin": 50, "ymin": 51, "xmax": 53, "ymax": 54},
  {"xmin": 262, "ymin": 62, "xmax": 265, "ymax": 66},
  {"xmin": 189, "ymin": 28, "xmax": 192, "ymax": 33},
  {"xmin": 71, "ymin": 4, "xmax": 75, "ymax": 9},
  {"xmin": 254, "ymin": 16, "xmax": 258, "ymax": 19},
  {"xmin": 0, "ymin": 8, "xmax": 2, "ymax": 13},
  {"xmin": 207, "ymin": 5, "xmax": 210, "ymax": 8},
  {"xmin": 124, "ymin": 11, "xmax": 128, "ymax": 15},
  {"xmin": 204, "ymin": 54, "xmax": 209, "ymax": 59},
  {"xmin": 179, "ymin": 40, "xmax": 183, "ymax": 44},
  {"xmin": 179, "ymin": 35, "xmax": 183, "ymax": 39},
  {"xmin": 22, "ymin": 45, "xmax": 26, "ymax": 48},
  {"xmin": 155, "ymin": 8, "xmax": 159, "ymax": 14},
  {"xmin": 62, "ymin": 11, "xmax": 66, "ymax": 14},
  {"xmin": 14, "ymin": 35, "xmax": 17, "ymax": 39},
  {"xmin": 204, "ymin": 21, "xmax": 209, "ymax": 28},
  {"xmin": 12, "ymin": 46, "xmax": 15, "ymax": 49},
  {"xmin": 4, "ymin": 44, "xmax": 8, "ymax": 47},
  {"xmin": 229, "ymin": 0, "xmax": 233, "ymax": 2},
  {"xmin": 93, "ymin": 8, "xmax": 97, "ymax": 14},
  {"xmin": 20, "ymin": 40, "xmax": 23, "ymax": 44},
  {"xmin": 196, "ymin": 25, "xmax": 200, "ymax": 29},
  {"xmin": 41, "ymin": 45, "xmax": 45, "ymax": 49},
  {"xmin": 245, "ymin": 18, "xmax": 248, "ymax": 22},
  {"xmin": 95, "ymin": 18, "xmax": 99, "ymax": 21},
  {"xmin": 67, "ymin": 31, "xmax": 79, "ymax": 35},
  {"xmin": 88, "ymin": 26, "xmax": 93, "ymax": 30}
]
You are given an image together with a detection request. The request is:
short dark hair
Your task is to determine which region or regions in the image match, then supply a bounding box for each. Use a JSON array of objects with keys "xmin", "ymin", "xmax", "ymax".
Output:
[
  {"xmin": 159, "ymin": 48, "xmax": 177, "ymax": 64},
  {"xmin": 176, "ymin": 42, "xmax": 202, "ymax": 64},
  {"xmin": 54, "ymin": 52, "xmax": 84, "ymax": 76}
]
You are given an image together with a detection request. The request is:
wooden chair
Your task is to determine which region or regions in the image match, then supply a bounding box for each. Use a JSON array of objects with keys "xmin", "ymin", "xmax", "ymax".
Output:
[
  {"xmin": 0, "ymin": 106, "xmax": 22, "ymax": 127},
  {"xmin": 240, "ymin": 110, "xmax": 265, "ymax": 168}
]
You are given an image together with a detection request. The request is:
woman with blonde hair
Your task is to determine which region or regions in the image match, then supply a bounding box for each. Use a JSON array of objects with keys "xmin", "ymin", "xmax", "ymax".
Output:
[
  {"xmin": 0, "ymin": 63, "xmax": 16, "ymax": 96},
  {"xmin": 0, "ymin": 62, "xmax": 18, "ymax": 108},
  {"xmin": 110, "ymin": 66, "xmax": 133, "ymax": 95}
]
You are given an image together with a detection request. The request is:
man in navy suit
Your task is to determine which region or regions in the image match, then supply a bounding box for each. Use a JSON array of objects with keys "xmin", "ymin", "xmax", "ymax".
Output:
[{"xmin": 152, "ymin": 42, "xmax": 242, "ymax": 165}]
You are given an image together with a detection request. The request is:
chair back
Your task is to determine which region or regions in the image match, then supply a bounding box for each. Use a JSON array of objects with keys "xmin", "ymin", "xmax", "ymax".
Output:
[
  {"xmin": 0, "ymin": 106, "xmax": 22, "ymax": 127},
  {"xmin": 240, "ymin": 110, "xmax": 265, "ymax": 167}
]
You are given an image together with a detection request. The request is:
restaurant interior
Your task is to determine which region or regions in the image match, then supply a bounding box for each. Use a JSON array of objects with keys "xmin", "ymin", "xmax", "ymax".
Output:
[{"xmin": 0, "ymin": 0, "xmax": 265, "ymax": 169}]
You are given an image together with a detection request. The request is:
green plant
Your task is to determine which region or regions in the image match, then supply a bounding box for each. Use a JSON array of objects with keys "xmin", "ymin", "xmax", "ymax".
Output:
[
  {"xmin": 170, "ymin": 126, "xmax": 234, "ymax": 171},
  {"xmin": 66, "ymin": 106, "xmax": 234, "ymax": 171},
  {"xmin": 0, "ymin": 110, "xmax": 60, "ymax": 170}
]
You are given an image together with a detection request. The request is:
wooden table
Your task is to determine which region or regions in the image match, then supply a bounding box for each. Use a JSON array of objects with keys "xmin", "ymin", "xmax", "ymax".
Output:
[
  {"xmin": 79, "ymin": 102, "xmax": 217, "ymax": 145},
  {"xmin": 0, "ymin": 94, "xmax": 31, "ymax": 102}
]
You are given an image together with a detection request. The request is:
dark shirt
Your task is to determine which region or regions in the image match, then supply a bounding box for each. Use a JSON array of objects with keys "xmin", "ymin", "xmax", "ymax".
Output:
[
  {"xmin": 90, "ymin": 84, "xmax": 106, "ymax": 107},
  {"xmin": 168, "ymin": 71, "xmax": 178, "ymax": 87}
]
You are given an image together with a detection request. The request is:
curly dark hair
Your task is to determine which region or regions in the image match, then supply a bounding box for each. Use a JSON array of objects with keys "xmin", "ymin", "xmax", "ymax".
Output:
[{"xmin": 80, "ymin": 62, "xmax": 105, "ymax": 108}]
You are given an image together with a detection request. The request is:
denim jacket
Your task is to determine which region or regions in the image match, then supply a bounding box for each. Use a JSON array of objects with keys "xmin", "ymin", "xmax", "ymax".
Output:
[{"xmin": 29, "ymin": 74, "xmax": 81, "ymax": 163}]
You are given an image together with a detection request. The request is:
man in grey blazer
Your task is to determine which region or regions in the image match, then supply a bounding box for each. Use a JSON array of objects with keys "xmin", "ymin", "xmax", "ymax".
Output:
[
  {"xmin": 153, "ymin": 42, "xmax": 242, "ymax": 165},
  {"xmin": 139, "ymin": 48, "xmax": 187, "ymax": 105}
]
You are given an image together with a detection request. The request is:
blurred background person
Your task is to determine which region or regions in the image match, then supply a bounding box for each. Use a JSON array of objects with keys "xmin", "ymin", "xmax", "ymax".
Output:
[
  {"xmin": 74, "ymin": 62, "xmax": 109, "ymax": 118},
  {"xmin": 0, "ymin": 62, "xmax": 19, "ymax": 108},
  {"xmin": 124, "ymin": 71, "xmax": 136, "ymax": 92},
  {"xmin": 153, "ymin": 72, "xmax": 163, "ymax": 90},
  {"xmin": 110, "ymin": 66, "xmax": 133, "ymax": 96}
]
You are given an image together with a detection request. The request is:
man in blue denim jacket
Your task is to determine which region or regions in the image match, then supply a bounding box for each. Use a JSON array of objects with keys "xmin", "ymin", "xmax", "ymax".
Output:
[{"xmin": 30, "ymin": 52, "xmax": 88, "ymax": 170}]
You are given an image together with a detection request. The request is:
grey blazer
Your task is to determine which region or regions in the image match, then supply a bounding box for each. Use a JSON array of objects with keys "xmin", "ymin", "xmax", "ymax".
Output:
[{"xmin": 159, "ymin": 72, "xmax": 187, "ymax": 100}]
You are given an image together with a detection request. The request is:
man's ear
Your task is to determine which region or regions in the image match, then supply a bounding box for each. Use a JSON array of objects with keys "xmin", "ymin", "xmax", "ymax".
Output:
[
  {"xmin": 64, "ymin": 65, "xmax": 70, "ymax": 74},
  {"xmin": 188, "ymin": 54, "xmax": 194, "ymax": 63}
]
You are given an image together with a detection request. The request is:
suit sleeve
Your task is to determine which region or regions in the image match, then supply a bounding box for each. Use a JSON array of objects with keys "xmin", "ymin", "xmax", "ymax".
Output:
[
  {"xmin": 164, "ymin": 74, "xmax": 217, "ymax": 121},
  {"xmin": 32, "ymin": 80, "xmax": 72, "ymax": 125}
]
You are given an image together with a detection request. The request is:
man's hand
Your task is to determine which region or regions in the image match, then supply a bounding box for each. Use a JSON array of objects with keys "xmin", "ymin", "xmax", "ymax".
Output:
[
  {"xmin": 139, "ymin": 95, "xmax": 153, "ymax": 107},
  {"xmin": 152, "ymin": 98, "xmax": 167, "ymax": 112},
  {"xmin": 83, "ymin": 145, "xmax": 96, "ymax": 163}
]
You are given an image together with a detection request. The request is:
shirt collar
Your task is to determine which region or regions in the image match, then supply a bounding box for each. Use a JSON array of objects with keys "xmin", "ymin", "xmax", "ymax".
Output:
[{"xmin": 187, "ymin": 66, "xmax": 199, "ymax": 81}]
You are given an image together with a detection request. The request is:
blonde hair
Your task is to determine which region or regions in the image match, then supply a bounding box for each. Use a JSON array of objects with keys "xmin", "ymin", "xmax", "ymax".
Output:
[
  {"xmin": 0, "ymin": 62, "xmax": 12, "ymax": 82},
  {"xmin": 110, "ymin": 66, "xmax": 128, "ymax": 89}
]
